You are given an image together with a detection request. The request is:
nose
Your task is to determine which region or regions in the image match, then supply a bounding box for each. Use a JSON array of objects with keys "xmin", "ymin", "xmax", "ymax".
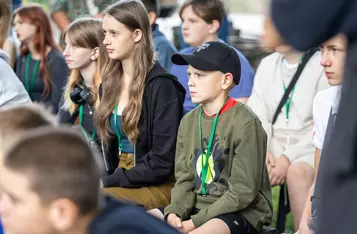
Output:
[
  {"xmin": 0, "ymin": 193, "xmax": 9, "ymax": 216},
  {"xmin": 188, "ymin": 75, "xmax": 195, "ymax": 87},
  {"xmin": 103, "ymin": 34, "xmax": 110, "ymax": 46},
  {"xmin": 62, "ymin": 46, "xmax": 69, "ymax": 57},
  {"xmin": 320, "ymin": 51, "xmax": 332, "ymax": 67},
  {"xmin": 181, "ymin": 20, "xmax": 188, "ymax": 31}
]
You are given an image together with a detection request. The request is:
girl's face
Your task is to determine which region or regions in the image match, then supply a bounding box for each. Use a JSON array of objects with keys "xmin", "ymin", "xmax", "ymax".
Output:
[
  {"xmin": 102, "ymin": 14, "xmax": 140, "ymax": 61},
  {"xmin": 13, "ymin": 14, "xmax": 36, "ymax": 43},
  {"xmin": 180, "ymin": 5, "xmax": 215, "ymax": 48},
  {"xmin": 320, "ymin": 34, "xmax": 347, "ymax": 86},
  {"xmin": 63, "ymin": 35, "xmax": 96, "ymax": 70}
]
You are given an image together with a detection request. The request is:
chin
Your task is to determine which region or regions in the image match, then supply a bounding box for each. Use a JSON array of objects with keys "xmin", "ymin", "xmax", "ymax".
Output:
[{"xmin": 327, "ymin": 79, "xmax": 343, "ymax": 86}]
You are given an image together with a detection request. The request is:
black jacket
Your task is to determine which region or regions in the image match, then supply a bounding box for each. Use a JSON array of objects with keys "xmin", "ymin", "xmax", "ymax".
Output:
[
  {"xmin": 101, "ymin": 62, "xmax": 185, "ymax": 188},
  {"xmin": 57, "ymin": 96, "xmax": 98, "ymax": 144},
  {"xmin": 88, "ymin": 195, "xmax": 179, "ymax": 234}
]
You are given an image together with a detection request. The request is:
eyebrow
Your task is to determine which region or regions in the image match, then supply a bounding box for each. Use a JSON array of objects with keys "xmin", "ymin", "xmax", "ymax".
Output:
[{"xmin": 1, "ymin": 184, "xmax": 21, "ymax": 202}]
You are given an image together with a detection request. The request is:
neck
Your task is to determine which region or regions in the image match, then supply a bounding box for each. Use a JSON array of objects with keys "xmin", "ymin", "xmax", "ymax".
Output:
[
  {"xmin": 195, "ymin": 34, "xmax": 219, "ymax": 47},
  {"xmin": 202, "ymin": 93, "xmax": 229, "ymax": 116},
  {"xmin": 27, "ymin": 40, "xmax": 40, "ymax": 58},
  {"xmin": 79, "ymin": 62, "xmax": 97, "ymax": 88},
  {"xmin": 62, "ymin": 213, "xmax": 96, "ymax": 234},
  {"xmin": 283, "ymin": 51, "xmax": 304, "ymax": 65},
  {"xmin": 121, "ymin": 58, "xmax": 135, "ymax": 88}
]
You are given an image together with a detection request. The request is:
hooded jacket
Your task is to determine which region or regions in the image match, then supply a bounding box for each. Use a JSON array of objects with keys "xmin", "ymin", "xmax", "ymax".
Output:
[
  {"xmin": 101, "ymin": 62, "xmax": 186, "ymax": 188},
  {"xmin": 88, "ymin": 195, "xmax": 179, "ymax": 234},
  {"xmin": 0, "ymin": 50, "xmax": 31, "ymax": 109}
]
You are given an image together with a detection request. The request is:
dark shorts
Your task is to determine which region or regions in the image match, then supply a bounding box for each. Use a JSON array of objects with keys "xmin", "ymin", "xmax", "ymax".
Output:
[{"xmin": 158, "ymin": 207, "xmax": 259, "ymax": 234}]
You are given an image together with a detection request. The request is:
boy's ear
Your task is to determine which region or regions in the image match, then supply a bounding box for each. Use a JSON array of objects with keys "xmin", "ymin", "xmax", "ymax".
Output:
[
  {"xmin": 148, "ymin": 11, "xmax": 157, "ymax": 26},
  {"xmin": 49, "ymin": 198, "xmax": 79, "ymax": 231},
  {"xmin": 208, "ymin": 19, "xmax": 221, "ymax": 34},
  {"xmin": 222, "ymin": 72, "xmax": 234, "ymax": 90}
]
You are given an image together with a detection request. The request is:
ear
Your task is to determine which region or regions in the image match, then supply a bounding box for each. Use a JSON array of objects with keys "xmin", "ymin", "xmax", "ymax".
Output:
[
  {"xmin": 147, "ymin": 11, "xmax": 157, "ymax": 26},
  {"xmin": 221, "ymin": 72, "xmax": 234, "ymax": 90},
  {"xmin": 208, "ymin": 19, "xmax": 221, "ymax": 34},
  {"xmin": 91, "ymin": 47, "xmax": 99, "ymax": 61},
  {"xmin": 132, "ymin": 29, "xmax": 143, "ymax": 43},
  {"xmin": 49, "ymin": 198, "xmax": 79, "ymax": 232}
]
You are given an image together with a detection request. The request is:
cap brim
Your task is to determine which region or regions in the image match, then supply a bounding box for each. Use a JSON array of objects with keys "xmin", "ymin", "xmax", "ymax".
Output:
[{"xmin": 171, "ymin": 53, "xmax": 218, "ymax": 71}]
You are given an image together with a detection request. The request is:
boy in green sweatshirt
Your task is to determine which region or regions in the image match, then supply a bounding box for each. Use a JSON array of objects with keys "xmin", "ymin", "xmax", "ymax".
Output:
[{"xmin": 148, "ymin": 41, "xmax": 272, "ymax": 234}]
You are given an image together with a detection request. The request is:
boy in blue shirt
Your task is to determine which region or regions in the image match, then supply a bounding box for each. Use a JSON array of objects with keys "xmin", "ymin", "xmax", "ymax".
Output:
[{"xmin": 171, "ymin": 0, "xmax": 254, "ymax": 113}]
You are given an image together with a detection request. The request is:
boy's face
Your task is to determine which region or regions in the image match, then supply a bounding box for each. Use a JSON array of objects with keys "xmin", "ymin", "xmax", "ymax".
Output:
[
  {"xmin": 187, "ymin": 66, "xmax": 232, "ymax": 104},
  {"xmin": 180, "ymin": 5, "xmax": 214, "ymax": 48},
  {"xmin": 0, "ymin": 167, "xmax": 54, "ymax": 234},
  {"xmin": 320, "ymin": 34, "xmax": 347, "ymax": 86}
]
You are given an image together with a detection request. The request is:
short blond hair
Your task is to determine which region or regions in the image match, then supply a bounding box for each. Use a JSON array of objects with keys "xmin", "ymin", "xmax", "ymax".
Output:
[{"xmin": 0, "ymin": 104, "xmax": 56, "ymax": 151}]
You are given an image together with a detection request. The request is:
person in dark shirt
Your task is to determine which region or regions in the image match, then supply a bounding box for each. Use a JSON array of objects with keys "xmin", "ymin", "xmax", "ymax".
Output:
[
  {"xmin": 140, "ymin": 0, "xmax": 177, "ymax": 71},
  {"xmin": 58, "ymin": 18, "xmax": 108, "ymax": 147},
  {"xmin": 13, "ymin": 5, "xmax": 68, "ymax": 114},
  {"xmin": 95, "ymin": 0, "xmax": 185, "ymax": 210},
  {"xmin": 0, "ymin": 127, "xmax": 180, "ymax": 234}
]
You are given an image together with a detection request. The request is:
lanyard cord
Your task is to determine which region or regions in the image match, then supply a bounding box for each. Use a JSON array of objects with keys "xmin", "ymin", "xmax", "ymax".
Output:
[
  {"xmin": 25, "ymin": 53, "xmax": 40, "ymax": 98},
  {"xmin": 79, "ymin": 104, "xmax": 96, "ymax": 142},
  {"xmin": 113, "ymin": 104, "xmax": 123, "ymax": 155},
  {"xmin": 198, "ymin": 97, "xmax": 229, "ymax": 196}
]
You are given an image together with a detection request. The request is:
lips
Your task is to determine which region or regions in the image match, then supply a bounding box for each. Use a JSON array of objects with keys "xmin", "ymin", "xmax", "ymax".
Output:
[
  {"xmin": 325, "ymin": 72, "xmax": 334, "ymax": 78},
  {"xmin": 107, "ymin": 48, "xmax": 114, "ymax": 53}
]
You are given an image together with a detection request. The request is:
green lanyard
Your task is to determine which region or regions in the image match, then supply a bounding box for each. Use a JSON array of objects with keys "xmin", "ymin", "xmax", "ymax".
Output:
[
  {"xmin": 113, "ymin": 104, "xmax": 123, "ymax": 155},
  {"xmin": 79, "ymin": 105, "xmax": 96, "ymax": 143},
  {"xmin": 282, "ymin": 83, "xmax": 295, "ymax": 121},
  {"xmin": 25, "ymin": 53, "xmax": 40, "ymax": 97},
  {"xmin": 282, "ymin": 52, "xmax": 308, "ymax": 122},
  {"xmin": 198, "ymin": 98, "xmax": 228, "ymax": 196}
]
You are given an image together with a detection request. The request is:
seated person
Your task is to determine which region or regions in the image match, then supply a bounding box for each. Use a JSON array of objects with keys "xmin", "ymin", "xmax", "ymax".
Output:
[
  {"xmin": 298, "ymin": 34, "xmax": 347, "ymax": 234},
  {"xmin": 0, "ymin": 49, "xmax": 30, "ymax": 109},
  {"xmin": 247, "ymin": 41, "xmax": 329, "ymax": 231},
  {"xmin": 171, "ymin": 0, "xmax": 254, "ymax": 113},
  {"xmin": 0, "ymin": 127, "xmax": 180, "ymax": 234},
  {"xmin": 141, "ymin": 0, "xmax": 177, "ymax": 71},
  {"xmin": 149, "ymin": 41, "xmax": 272, "ymax": 234},
  {"xmin": 50, "ymin": 0, "xmax": 117, "ymax": 33},
  {"xmin": 58, "ymin": 17, "xmax": 108, "ymax": 147},
  {"xmin": 0, "ymin": 104, "xmax": 55, "ymax": 234}
]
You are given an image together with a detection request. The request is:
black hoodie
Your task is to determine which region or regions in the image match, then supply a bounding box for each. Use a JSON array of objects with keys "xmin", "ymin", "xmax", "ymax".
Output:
[
  {"xmin": 88, "ymin": 195, "xmax": 180, "ymax": 234},
  {"xmin": 101, "ymin": 62, "xmax": 186, "ymax": 188}
]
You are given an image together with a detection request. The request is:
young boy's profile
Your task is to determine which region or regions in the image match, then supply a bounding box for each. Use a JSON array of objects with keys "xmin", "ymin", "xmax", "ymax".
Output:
[
  {"xmin": 0, "ymin": 127, "xmax": 180, "ymax": 234},
  {"xmin": 149, "ymin": 41, "xmax": 273, "ymax": 234}
]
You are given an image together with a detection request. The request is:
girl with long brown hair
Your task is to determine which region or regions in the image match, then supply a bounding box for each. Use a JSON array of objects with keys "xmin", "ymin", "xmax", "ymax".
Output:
[
  {"xmin": 13, "ymin": 4, "xmax": 68, "ymax": 113},
  {"xmin": 58, "ymin": 18, "xmax": 108, "ymax": 147},
  {"xmin": 96, "ymin": 0, "xmax": 185, "ymax": 209}
]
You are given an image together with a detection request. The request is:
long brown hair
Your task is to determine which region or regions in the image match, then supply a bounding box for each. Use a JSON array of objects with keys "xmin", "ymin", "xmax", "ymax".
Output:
[
  {"xmin": 0, "ymin": 1, "xmax": 11, "ymax": 48},
  {"xmin": 95, "ymin": 0, "xmax": 154, "ymax": 144},
  {"xmin": 62, "ymin": 18, "xmax": 108, "ymax": 114},
  {"xmin": 14, "ymin": 5, "xmax": 60, "ymax": 96}
]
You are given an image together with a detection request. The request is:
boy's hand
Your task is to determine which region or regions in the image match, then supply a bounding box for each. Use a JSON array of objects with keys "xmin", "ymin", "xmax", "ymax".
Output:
[
  {"xmin": 181, "ymin": 219, "xmax": 195, "ymax": 233},
  {"xmin": 167, "ymin": 213, "xmax": 183, "ymax": 231},
  {"xmin": 266, "ymin": 152, "xmax": 276, "ymax": 173},
  {"xmin": 269, "ymin": 155, "xmax": 290, "ymax": 185}
]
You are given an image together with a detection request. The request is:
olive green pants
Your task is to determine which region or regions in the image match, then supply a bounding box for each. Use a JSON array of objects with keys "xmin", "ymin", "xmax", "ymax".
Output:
[{"xmin": 102, "ymin": 153, "xmax": 173, "ymax": 210}]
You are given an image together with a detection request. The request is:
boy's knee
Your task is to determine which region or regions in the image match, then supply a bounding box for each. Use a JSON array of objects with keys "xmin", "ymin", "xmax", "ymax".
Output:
[{"xmin": 286, "ymin": 163, "xmax": 313, "ymax": 184}]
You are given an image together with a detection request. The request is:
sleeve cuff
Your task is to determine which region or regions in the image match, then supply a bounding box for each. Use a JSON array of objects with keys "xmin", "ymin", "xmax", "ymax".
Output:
[
  {"xmin": 164, "ymin": 205, "xmax": 188, "ymax": 221},
  {"xmin": 191, "ymin": 212, "xmax": 206, "ymax": 228}
]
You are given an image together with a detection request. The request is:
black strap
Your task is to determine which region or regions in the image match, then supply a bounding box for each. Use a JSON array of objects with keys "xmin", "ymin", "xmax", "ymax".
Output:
[{"xmin": 272, "ymin": 48, "xmax": 319, "ymax": 125}]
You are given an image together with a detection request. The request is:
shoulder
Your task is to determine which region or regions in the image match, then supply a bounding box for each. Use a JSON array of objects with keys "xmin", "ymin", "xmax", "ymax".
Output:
[
  {"xmin": 313, "ymin": 86, "xmax": 339, "ymax": 109},
  {"xmin": 179, "ymin": 47, "xmax": 195, "ymax": 54},
  {"xmin": 223, "ymin": 103, "xmax": 264, "ymax": 132},
  {"xmin": 47, "ymin": 49, "xmax": 67, "ymax": 68}
]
